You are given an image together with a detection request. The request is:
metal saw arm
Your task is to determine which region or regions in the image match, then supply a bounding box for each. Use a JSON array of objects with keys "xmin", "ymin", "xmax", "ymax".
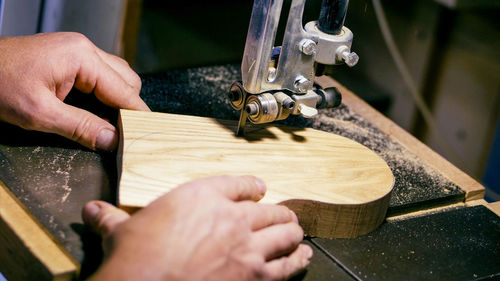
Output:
[{"xmin": 229, "ymin": 0, "xmax": 358, "ymax": 135}]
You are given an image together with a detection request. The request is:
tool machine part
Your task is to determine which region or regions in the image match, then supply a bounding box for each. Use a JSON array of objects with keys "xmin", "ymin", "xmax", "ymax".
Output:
[{"xmin": 229, "ymin": 0, "xmax": 358, "ymax": 136}]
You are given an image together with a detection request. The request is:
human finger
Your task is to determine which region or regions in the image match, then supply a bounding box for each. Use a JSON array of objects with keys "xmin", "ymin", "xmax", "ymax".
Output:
[
  {"xmin": 82, "ymin": 200, "xmax": 131, "ymax": 238},
  {"xmin": 251, "ymin": 222, "xmax": 304, "ymax": 260},
  {"xmin": 264, "ymin": 244, "xmax": 313, "ymax": 280},
  {"xmin": 74, "ymin": 48, "xmax": 149, "ymax": 111},
  {"xmin": 95, "ymin": 48, "xmax": 143, "ymax": 92},
  {"xmin": 40, "ymin": 97, "xmax": 118, "ymax": 151},
  {"xmin": 238, "ymin": 202, "xmax": 298, "ymax": 230},
  {"xmin": 196, "ymin": 175, "xmax": 267, "ymax": 202}
]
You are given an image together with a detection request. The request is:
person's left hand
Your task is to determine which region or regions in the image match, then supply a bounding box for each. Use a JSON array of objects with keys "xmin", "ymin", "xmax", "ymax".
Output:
[
  {"xmin": 0, "ymin": 32, "xmax": 150, "ymax": 151},
  {"xmin": 83, "ymin": 175, "xmax": 312, "ymax": 281}
]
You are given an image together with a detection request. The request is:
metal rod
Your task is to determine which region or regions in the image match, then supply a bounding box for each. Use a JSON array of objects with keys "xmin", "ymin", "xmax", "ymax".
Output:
[{"xmin": 317, "ymin": 0, "xmax": 349, "ymax": 35}]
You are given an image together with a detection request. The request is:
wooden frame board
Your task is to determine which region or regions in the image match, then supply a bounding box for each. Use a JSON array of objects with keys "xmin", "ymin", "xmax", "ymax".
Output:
[{"xmin": 0, "ymin": 181, "xmax": 78, "ymax": 281}]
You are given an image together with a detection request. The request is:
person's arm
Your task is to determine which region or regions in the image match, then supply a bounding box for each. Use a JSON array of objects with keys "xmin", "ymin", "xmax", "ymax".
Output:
[
  {"xmin": 0, "ymin": 32, "xmax": 149, "ymax": 151},
  {"xmin": 82, "ymin": 175, "xmax": 312, "ymax": 281}
]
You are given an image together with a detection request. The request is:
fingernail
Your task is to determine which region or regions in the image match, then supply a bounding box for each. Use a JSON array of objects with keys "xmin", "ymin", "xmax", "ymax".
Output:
[
  {"xmin": 303, "ymin": 245, "xmax": 313, "ymax": 259},
  {"xmin": 82, "ymin": 202, "xmax": 101, "ymax": 226},
  {"xmin": 96, "ymin": 128, "xmax": 117, "ymax": 151},
  {"xmin": 254, "ymin": 177, "xmax": 266, "ymax": 194}
]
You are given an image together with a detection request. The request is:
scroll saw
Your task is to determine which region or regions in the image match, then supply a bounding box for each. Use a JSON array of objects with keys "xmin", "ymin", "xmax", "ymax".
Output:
[
  {"xmin": 115, "ymin": 0, "xmax": 394, "ymax": 240},
  {"xmin": 228, "ymin": 0, "xmax": 359, "ymax": 135}
]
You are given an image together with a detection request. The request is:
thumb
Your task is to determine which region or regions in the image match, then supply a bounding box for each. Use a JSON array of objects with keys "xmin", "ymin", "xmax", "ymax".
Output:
[
  {"xmin": 82, "ymin": 201, "xmax": 130, "ymax": 238},
  {"xmin": 44, "ymin": 98, "xmax": 119, "ymax": 151}
]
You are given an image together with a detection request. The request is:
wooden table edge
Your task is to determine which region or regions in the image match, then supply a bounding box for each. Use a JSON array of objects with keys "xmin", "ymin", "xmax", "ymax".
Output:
[
  {"xmin": 487, "ymin": 201, "xmax": 500, "ymax": 216},
  {"xmin": 0, "ymin": 180, "xmax": 79, "ymax": 280},
  {"xmin": 316, "ymin": 76, "xmax": 485, "ymax": 201}
]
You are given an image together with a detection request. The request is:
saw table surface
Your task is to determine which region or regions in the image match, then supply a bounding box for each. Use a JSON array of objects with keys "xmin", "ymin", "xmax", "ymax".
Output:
[{"xmin": 0, "ymin": 65, "xmax": 498, "ymax": 280}]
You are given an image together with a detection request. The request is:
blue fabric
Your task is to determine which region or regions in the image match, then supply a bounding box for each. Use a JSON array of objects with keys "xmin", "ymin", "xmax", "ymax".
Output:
[{"xmin": 0, "ymin": 0, "xmax": 4, "ymax": 33}]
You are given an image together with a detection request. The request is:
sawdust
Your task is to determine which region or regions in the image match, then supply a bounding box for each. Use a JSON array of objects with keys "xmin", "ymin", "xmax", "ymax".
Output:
[
  {"xmin": 22, "ymin": 147, "xmax": 78, "ymax": 204},
  {"xmin": 141, "ymin": 65, "xmax": 240, "ymax": 120}
]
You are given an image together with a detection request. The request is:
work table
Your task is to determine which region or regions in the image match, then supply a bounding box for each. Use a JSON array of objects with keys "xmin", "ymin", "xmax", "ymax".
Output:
[{"xmin": 1, "ymin": 65, "xmax": 499, "ymax": 280}]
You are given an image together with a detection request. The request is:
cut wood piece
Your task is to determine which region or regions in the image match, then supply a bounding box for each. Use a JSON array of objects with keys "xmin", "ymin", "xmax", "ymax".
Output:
[{"xmin": 117, "ymin": 109, "xmax": 394, "ymax": 238}]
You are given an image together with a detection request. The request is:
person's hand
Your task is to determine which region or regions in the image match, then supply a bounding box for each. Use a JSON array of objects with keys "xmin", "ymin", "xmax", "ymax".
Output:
[
  {"xmin": 82, "ymin": 175, "xmax": 313, "ymax": 281},
  {"xmin": 0, "ymin": 32, "xmax": 149, "ymax": 151}
]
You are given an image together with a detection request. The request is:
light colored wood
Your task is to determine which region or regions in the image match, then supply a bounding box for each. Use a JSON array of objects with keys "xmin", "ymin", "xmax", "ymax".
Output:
[
  {"xmin": 316, "ymin": 76, "xmax": 485, "ymax": 201},
  {"xmin": 0, "ymin": 181, "xmax": 78, "ymax": 281},
  {"xmin": 465, "ymin": 199, "xmax": 500, "ymax": 217},
  {"xmin": 465, "ymin": 199, "xmax": 489, "ymax": 207},
  {"xmin": 487, "ymin": 201, "xmax": 500, "ymax": 217},
  {"xmin": 117, "ymin": 109, "xmax": 394, "ymax": 238},
  {"xmin": 119, "ymin": 0, "xmax": 143, "ymax": 65}
]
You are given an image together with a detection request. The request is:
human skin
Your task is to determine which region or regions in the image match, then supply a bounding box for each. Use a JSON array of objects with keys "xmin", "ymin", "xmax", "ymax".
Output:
[
  {"xmin": 0, "ymin": 33, "xmax": 312, "ymax": 280},
  {"xmin": 83, "ymin": 175, "xmax": 312, "ymax": 281},
  {"xmin": 0, "ymin": 32, "xmax": 150, "ymax": 151}
]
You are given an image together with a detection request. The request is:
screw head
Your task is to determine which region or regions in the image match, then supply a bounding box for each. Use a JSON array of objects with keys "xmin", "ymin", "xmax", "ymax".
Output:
[
  {"xmin": 294, "ymin": 76, "xmax": 312, "ymax": 92},
  {"xmin": 342, "ymin": 51, "xmax": 359, "ymax": 67},
  {"xmin": 299, "ymin": 39, "xmax": 317, "ymax": 56}
]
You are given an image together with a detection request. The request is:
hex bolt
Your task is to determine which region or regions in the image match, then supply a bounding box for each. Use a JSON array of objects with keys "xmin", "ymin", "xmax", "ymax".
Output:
[
  {"xmin": 336, "ymin": 46, "xmax": 359, "ymax": 67},
  {"xmin": 294, "ymin": 76, "xmax": 313, "ymax": 92},
  {"xmin": 245, "ymin": 102, "xmax": 259, "ymax": 115},
  {"xmin": 341, "ymin": 51, "xmax": 359, "ymax": 67},
  {"xmin": 299, "ymin": 39, "xmax": 317, "ymax": 56}
]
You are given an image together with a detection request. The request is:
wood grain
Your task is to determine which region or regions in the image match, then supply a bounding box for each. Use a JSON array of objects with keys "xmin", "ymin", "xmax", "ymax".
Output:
[
  {"xmin": 315, "ymin": 76, "xmax": 485, "ymax": 201},
  {"xmin": 0, "ymin": 181, "xmax": 78, "ymax": 281},
  {"xmin": 117, "ymin": 109, "xmax": 394, "ymax": 238}
]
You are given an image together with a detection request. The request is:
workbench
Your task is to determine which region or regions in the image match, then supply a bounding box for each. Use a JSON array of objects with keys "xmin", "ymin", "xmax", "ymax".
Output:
[{"xmin": 1, "ymin": 65, "xmax": 499, "ymax": 281}]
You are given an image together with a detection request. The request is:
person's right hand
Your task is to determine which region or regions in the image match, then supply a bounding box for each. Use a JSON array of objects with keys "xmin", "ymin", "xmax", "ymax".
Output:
[
  {"xmin": 83, "ymin": 175, "xmax": 312, "ymax": 281},
  {"xmin": 0, "ymin": 32, "xmax": 149, "ymax": 151}
]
